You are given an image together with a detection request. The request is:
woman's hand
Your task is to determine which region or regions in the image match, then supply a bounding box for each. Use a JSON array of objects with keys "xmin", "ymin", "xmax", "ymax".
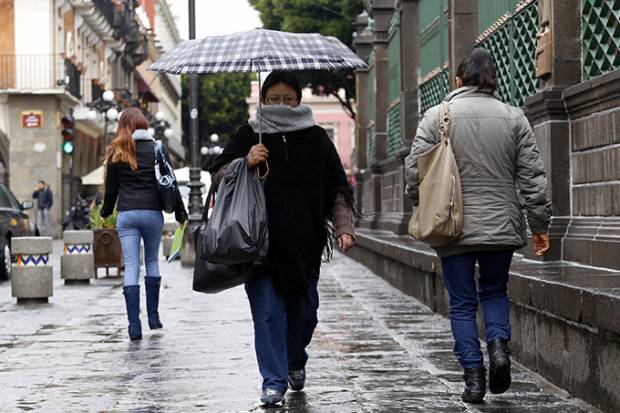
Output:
[
  {"xmin": 337, "ymin": 234, "xmax": 355, "ymax": 253},
  {"xmin": 247, "ymin": 144, "xmax": 269, "ymax": 168},
  {"xmin": 532, "ymin": 233, "xmax": 550, "ymax": 257}
]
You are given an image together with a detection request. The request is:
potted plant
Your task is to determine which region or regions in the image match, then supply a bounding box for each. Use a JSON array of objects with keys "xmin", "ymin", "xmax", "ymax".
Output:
[{"xmin": 89, "ymin": 205, "xmax": 123, "ymax": 277}]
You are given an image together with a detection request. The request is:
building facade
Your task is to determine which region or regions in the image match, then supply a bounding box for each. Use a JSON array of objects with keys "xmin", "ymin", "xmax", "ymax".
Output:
[
  {"xmin": 351, "ymin": 1, "xmax": 620, "ymax": 412},
  {"xmin": 0, "ymin": 0, "xmax": 183, "ymax": 237}
]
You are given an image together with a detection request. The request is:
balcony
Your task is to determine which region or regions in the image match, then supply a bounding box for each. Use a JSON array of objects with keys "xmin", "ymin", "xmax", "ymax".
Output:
[{"xmin": 0, "ymin": 54, "xmax": 82, "ymax": 100}]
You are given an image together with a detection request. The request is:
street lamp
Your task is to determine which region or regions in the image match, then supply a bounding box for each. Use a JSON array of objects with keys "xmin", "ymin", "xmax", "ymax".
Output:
[
  {"xmin": 187, "ymin": 0, "xmax": 204, "ymax": 226},
  {"xmin": 87, "ymin": 89, "xmax": 119, "ymax": 145},
  {"xmin": 149, "ymin": 111, "xmax": 174, "ymax": 143}
]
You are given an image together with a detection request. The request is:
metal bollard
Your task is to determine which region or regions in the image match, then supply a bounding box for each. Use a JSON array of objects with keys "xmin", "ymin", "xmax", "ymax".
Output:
[
  {"xmin": 61, "ymin": 230, "xmax": 95, "ymax": 284},
  {"xmin": 11, "ymin": 237, "xmax": 53, "ymax": 304},
  {"xmin": 162, "ymin": 222, "xmax": 178, "ymax": 259}
]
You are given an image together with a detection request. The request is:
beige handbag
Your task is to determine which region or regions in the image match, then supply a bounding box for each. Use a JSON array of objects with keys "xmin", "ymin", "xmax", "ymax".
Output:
[{"xmin": 408, "ymin": 101, "xmax": 463, "ymax": 247}]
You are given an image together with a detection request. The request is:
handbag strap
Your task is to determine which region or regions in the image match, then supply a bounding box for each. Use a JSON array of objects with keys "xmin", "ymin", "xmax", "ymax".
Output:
[
  {"xmin": 201, "ymin": 184, "xmax": 216, "ymax": 222},
  {"xmin": 439, "ymin": 101, "xmax": 451, "ymax": 144}
]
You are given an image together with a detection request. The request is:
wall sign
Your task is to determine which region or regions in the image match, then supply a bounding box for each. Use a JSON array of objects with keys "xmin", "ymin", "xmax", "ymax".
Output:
[{"xmin": 21, "ymin": 111, "xmax": 44, "ymax": 128}]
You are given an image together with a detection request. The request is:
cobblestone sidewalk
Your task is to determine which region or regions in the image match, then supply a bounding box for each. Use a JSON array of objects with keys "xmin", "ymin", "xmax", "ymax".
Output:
[{"xmin": 0, "ymin": 247, "xmax": 600, "ymax": 412}]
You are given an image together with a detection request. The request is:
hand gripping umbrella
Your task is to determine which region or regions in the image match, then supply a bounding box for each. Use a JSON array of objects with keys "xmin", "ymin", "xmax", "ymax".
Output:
[{"xmin": 148, "ymin": 28, "xmax": 367, "ymax": 146}]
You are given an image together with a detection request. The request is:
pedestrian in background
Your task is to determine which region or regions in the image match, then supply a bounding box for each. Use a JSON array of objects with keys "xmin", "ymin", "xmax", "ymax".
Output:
[
  {"xmin": 101, "ymin": 108, "xmax": 187, "ymax": 341},
  {"xmin": 32, "ymin": 180, "xmax": 53, "ymax": 236},
  {"xmin": 209, "ymin": 71, "xmax": 356, "ymax": 407},
  {"xmin": 404, "ymin": 48, "xmax": 552, "ymax": 404}
]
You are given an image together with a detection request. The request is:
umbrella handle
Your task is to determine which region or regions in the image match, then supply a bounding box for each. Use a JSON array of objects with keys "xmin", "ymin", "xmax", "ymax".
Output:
[{"xmin": 257, "ymin": 160, "xmax": 269, "ymax": 180}]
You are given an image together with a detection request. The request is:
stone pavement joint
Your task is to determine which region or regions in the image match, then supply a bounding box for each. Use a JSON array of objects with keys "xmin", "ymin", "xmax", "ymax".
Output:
[{"xmin": 0, "ymin": 241, "xmax": 601, "ymax": 412}]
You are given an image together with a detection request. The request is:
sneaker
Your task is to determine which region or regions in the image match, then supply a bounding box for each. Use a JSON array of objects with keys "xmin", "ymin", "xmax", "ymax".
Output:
[
  {"xmin": 287, "ymin": 368, "xmax": 306, "ymax": 391},
  {"xmin": 260, "ymin": 388, "xmax": 284, "ymax": 407}
]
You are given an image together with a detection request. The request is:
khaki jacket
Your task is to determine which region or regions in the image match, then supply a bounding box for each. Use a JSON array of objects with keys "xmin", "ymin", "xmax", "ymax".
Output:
[{"xmin": 404, "ymin": 87, "xmax": 552, "ymax": 256}]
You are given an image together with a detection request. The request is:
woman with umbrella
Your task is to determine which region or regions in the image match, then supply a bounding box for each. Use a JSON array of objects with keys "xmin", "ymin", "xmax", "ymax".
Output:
[{"xmin": 209, "ymin": 71, "xmax": 356, "ymax": 406}]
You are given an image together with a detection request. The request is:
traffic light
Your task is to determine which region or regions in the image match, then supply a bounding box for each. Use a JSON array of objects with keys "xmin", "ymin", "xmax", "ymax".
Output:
[{"xmin": 61, "ymin": 111, "xmax": 75, "ymax": 155}]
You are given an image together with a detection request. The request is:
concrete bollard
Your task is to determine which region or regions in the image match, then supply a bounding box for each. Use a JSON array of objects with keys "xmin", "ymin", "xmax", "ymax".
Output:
[
  {"xmin": 11, "ymin": 237, "xmax": 53, "ymax": 304},
  {"xmin": 61, "ymin": 230, "xmax": 95, "ymax": 284},
  {"xmin": 162, "ymin": 222, "xmax": 178, "ymax": 259}
]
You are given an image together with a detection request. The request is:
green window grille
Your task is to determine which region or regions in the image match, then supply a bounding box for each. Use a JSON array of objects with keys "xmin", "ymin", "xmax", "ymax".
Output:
[
  {"xmin": 477, "ymin": 0, "xmax": 538, "ymax": 107},
  {"xmin": 387, "ymin": 105, "xmax": 402, "ymax": 158},
  {"xmin": 582, "ymin": 0, "xmax": 620, "ymax": 80},
  {"xmin": 367, "ymin": 126, "xmax": 376, "ymax": 166},
  {"xmin": 478, "ymin": 0, "xmax": 521, "ymax": 33},
  {"xmin": 420, "ymin": 70, "xmax": 450, "ymax": 114},
  {"xmin": 419, "ymin": 0, "xmax": 449, "ymax": 77},
  {"xmin": 388, "ymin": 15, "xmax": 401, "ymax": 102}
]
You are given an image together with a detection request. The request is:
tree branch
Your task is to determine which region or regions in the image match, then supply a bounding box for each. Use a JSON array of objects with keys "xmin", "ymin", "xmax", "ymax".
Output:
[{"xmin": 331, "ymin": 91, "xmax": 356, "ymax": 120}]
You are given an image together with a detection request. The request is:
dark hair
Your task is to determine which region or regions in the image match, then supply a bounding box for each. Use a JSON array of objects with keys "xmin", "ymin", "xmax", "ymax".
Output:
[
  {"xmin": 456, "ymin": 48, "xmax": 497, "ymax": 92},
  {"xmin": 38, "ymin": 180, "xmax": 45, "ymax": 185},
  {"xmin": 260, "ymin": 71, "xmax": 302, "ymax": 102}
]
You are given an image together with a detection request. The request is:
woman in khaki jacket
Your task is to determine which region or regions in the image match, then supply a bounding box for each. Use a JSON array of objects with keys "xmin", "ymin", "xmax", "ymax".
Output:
[{"xmin": 405, "ymin": 48, "xmax": 552, "ymax": 404}]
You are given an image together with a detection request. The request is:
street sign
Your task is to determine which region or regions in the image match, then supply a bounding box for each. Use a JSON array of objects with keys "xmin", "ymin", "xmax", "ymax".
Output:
[{"xmin": 21, "ymin": 111, "xmax": 43, "ymax": 128}]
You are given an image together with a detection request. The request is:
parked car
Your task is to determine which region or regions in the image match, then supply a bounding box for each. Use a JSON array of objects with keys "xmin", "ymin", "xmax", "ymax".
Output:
[{"xmin": 0, "ymin": 183, "xmax": 38, "ymax": 280}]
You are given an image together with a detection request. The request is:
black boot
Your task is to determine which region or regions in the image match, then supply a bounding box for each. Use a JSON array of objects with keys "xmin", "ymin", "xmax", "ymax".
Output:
[
  {"xmin": 145, "ymin": 276, "xmax": 163, "ymax": 329},
  {"xmin": 488, "ymin": 339, "xmax": 511, "ymax": 394},
  {"xmin": 123, "ymin": 286, "xmax": 142, "ymax": 340},
  {"xmin": 462, "ymin": 367, "xmax": 486, "ymax": 404}
]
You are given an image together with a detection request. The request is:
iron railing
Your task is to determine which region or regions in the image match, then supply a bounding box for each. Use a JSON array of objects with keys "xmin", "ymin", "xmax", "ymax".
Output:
[
  {"xmin": 476, "ymin": 0, "xmax": 538, "ymax": 107},
  {"xmin": 0, "ymin": 54, "xmax": 82, "ymax": 99},
  {"xmin": 386, "ymin": 104, "xmax": 402, "ymax": 158},
  {"xmin": 582, "ymin": 0, "xmax": 620, "ymax": 80},
  {"xmin": 367, "ymin": 126, "xmax": 376, "ymax": 166},
  {"xmin": 419, "ymin": 69, "xmax": 450, "ymax": 115}
]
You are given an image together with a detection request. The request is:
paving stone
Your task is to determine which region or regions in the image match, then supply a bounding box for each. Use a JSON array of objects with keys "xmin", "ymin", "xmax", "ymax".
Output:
[{"xmin": 0, "ymin": 241, "xmax": 602, "ymax": 412}]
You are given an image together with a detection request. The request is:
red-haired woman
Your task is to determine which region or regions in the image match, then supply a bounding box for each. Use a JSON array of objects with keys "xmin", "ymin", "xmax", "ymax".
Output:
[{"xmin": 101, "ymin": 107, "xmax": 187, "ymax": 340}]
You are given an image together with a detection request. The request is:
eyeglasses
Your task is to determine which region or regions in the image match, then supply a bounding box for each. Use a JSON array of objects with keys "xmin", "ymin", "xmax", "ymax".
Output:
[{"xmin": 265, "ymin": 94, "xmax": 298, "ymax": 105}]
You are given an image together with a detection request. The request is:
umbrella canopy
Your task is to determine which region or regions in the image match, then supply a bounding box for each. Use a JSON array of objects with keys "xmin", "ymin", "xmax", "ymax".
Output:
[{"xmin": 148, "ymin": 28, "xmax": 366, "ymax": 74}]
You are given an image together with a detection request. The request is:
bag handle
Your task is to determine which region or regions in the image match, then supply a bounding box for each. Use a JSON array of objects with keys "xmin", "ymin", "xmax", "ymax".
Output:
[{"xmin": 439, "ymin": 101, "xmax": 451, "ymax": 144}]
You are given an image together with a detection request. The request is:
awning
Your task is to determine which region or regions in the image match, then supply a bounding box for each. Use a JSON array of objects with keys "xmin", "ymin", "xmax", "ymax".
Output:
[
  {"xmin": 138, "ymin": 76, "xmax": 159, "ymax": 103},
  {"xmin": 82, "ymin": 165, "xmax": 104, "ymax": 185}
]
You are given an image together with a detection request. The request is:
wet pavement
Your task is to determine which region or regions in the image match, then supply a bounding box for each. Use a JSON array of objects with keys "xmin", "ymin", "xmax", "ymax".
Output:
[{"xmin": 0, "ymin": 242, "xmax": 600, "ymax": 412}]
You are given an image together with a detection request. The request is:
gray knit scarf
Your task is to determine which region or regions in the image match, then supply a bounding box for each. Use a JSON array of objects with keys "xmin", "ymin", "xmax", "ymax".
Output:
[{"xmin": 249, "ymin": 104, "xmax": 316, "ymax": 134}]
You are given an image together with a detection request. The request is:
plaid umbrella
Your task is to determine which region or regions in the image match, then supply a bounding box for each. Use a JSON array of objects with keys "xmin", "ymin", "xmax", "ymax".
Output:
[{"xmin": 148, "ymin": 28, "xmax": 367, "ymax": 74}]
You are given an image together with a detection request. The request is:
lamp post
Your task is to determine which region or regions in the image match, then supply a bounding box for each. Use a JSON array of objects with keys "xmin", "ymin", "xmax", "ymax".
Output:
[
  {"xmin": 187, "ymin": 0, "xmax": 203, "ymax": 223},
  {"xmin": 87, "ymin": 89, "xmax": 119, "ymax": 145},
  {"xmin": 200, "ymin": 133, "xmax": 222, "ymax": 169},
  {"xmin": 148, "ymin": 111, "xmax": 174, "ymax": 143}
]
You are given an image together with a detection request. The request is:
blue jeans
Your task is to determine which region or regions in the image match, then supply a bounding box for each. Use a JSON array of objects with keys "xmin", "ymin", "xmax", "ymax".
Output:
[
  {"xmin": 245, "ymin": 270, "xmax": 319, "ymax": 394},
  {"xmin": 440, "ymin": 250, "xmax": 514, "ymax": 370},
  {"xmin": 116, "ymin": 210, "xmax": 164, "ymax": 287}
]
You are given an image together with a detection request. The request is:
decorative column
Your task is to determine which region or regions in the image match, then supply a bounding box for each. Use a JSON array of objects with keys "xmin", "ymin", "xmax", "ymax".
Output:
[
  {"xmin": 523, "ymin": 0, "xmax": 581, "ymax": 261},
  {"xmin": 399, "ymin": 0, "xmax": 421, "ymax": 150},
  {"xmin": 352, "ymin": 12, "xmax": 374, "ymax": 216},
  {"xmin": 448, "ymin": 0, "xmax": 478, "ymax": 87},
  {"xmin": 368, "ymin": 0, "xmax": 395, "ymax": 163}
]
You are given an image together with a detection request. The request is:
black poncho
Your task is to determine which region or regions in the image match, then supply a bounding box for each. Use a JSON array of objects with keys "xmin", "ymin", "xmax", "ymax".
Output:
[{"xmin": 208, "ymin": 123, "xmax": 352, "ymax": 297}]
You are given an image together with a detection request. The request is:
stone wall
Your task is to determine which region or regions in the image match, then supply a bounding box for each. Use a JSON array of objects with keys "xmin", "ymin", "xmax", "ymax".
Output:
[{"xmin": 7, "ymin": 94, "xmax": 63, "ymax": 237}]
